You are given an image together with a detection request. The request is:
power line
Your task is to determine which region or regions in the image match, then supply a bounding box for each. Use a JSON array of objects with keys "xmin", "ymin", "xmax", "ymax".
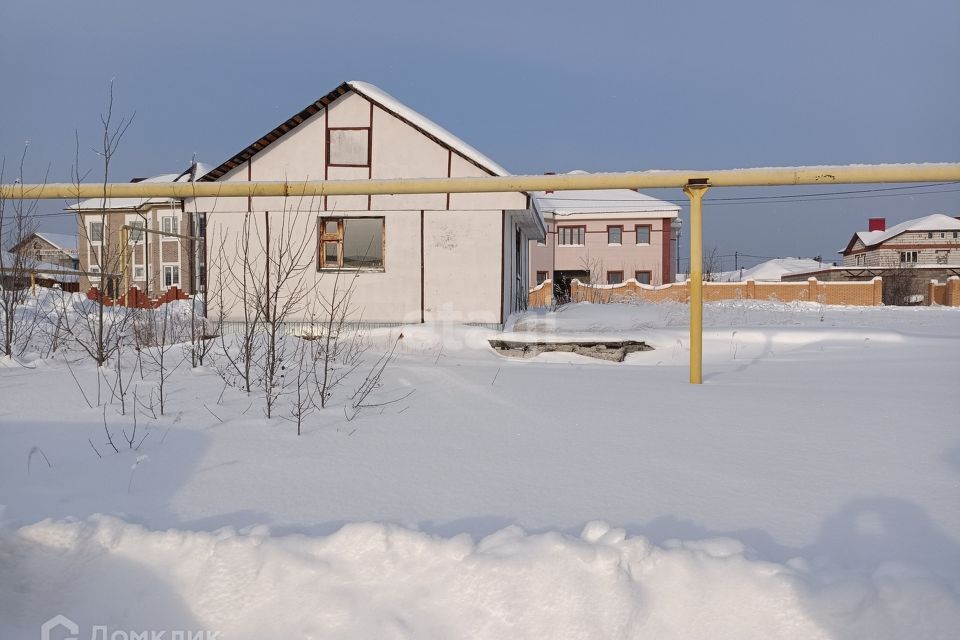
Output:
[{"xmin": 540, "ymin": 181, "xmax": 960, "ymax": 206}]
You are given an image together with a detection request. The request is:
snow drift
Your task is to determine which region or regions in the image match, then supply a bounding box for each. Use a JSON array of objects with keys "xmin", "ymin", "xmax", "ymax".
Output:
[{"xmin": 2, "ymin": 515, "xmax": 958, "ymax": 640}]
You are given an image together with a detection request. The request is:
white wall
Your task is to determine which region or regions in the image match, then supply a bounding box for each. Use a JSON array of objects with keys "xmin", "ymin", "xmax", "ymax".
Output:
[
  {"xmin": 423, "ymin": 210, "xmax": 503, "ymax": 323},
  {"xmin": 195, "ymin": 89, "xmax": 530, "ymax": 325}
]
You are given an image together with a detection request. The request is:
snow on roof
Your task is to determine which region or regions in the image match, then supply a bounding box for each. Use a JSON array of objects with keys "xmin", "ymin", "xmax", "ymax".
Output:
[
  {"xmin": 34, "ymin": 232, "xmax": 78, "ymax": 254},
  {"xmin": 68, "ymin": 163, "xmax": 207, "ymax": 211},
  {"xmin": 717, "ymin": 258, "xmax": 828, "ymax": 282},
  {"xmin": 532, "ymin": 171, "xmax": 680, "ymax": 217},
  {"xmin": 0, "ymin": 251, "xmax": 80, "ymax": 282},
  {"xmin": 852, "ymin": 213, "xmax": 960, "ymax": 249},
  {"xmin": 347, "ymin": 81, "xmax": 510, "ymax": 177}
]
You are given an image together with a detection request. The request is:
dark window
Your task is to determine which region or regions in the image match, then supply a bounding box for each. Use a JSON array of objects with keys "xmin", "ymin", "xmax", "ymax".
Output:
[
  {"xmin": 319, "ymin": 217, "xmax": 384, "ymax": 270},
  {"xmin": 536, "ymin": 271, "xmax": 549, "ymax": 285},
  {"xmin": 635, "ymin": 225, "xmax": 651, "ymax": 244},
  {"xmin": 164, "ymin": 265, "xmax": 180, "ymax": 287},
  {"xmin": 607, "ymin": 271, "xmax": 624, "ymax": 285},
  {"xmin": 635, "ymin": 271, "xmax": 652, "ymax": 285},
  {"xmin": 899, "ymin": 251, "xmax": 918, "ymax": 264},
  {"xmin": 607, "ymin": 226, "xmax": 623, "ymax": 244}
]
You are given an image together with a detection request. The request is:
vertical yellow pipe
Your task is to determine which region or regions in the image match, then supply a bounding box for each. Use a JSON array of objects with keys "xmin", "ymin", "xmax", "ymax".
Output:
[
  {"xmin": 683, "ymin": 182, "xmax": 710, "ymax": 384},
  {"xmin": 30, "ymin": 272, "xmax": 36, "ymax": 294}
]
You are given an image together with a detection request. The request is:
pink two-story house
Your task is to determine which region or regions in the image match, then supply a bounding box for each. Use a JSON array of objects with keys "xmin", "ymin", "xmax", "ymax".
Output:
[{"xmin": 528, "ymin": 172, "xmax": 681, "ymax": 298}]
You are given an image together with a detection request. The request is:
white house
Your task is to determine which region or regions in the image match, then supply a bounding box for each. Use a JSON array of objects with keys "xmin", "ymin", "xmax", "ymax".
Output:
[{"xmin": 189, "ymin": 81, "xmax": 544, "ymax": 326}]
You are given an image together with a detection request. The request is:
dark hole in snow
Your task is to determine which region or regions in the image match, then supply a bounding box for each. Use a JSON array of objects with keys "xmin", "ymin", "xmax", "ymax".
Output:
[{"xmin": 488, "ymin": 339, "xmax": 652, "ymax": 362}]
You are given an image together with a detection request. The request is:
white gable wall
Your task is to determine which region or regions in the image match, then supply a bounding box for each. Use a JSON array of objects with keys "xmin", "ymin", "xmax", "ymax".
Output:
[
  {"xmin": 194, "ymin": 89, "xmax": 530, "ymax": 325},
  {"xmin": 370, "ymin": 105, "xmax": 447, "ymax": 212}
]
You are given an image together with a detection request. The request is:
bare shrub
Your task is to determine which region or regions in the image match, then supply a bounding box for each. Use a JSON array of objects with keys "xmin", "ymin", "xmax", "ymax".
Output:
[{"xmin": 0, "ymin": 145, "xmax": 45, "ymax": 358}]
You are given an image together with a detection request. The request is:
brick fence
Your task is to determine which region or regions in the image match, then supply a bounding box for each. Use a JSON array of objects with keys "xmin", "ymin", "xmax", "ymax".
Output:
[
  {"xmin": 87, "ymin": 286, "xmax": 190, "ymax": 309},
  {"xmin": 927, "ymin": 276, "xmax": 960, "ymax": 306},
  {"xmin": 529, "ymin": 277, "xmax": 887, "ymax": 307},
  {"xmin": 528, "ymin": 280, "xmax": 554, "ymax": 308}
]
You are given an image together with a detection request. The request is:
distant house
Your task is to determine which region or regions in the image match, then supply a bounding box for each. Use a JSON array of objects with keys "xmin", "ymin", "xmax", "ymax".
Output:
[
  {"xmin": 0, "ymin": 250, "xmax": 80, "ymax": 291},
  {"xmin": 9, "ymin": 232, "xmax": 79, "ymax": 270},
  {"xmin": 187, "ymin": 81, "xmax": 544, "ymax": 326},
  {"xmin": 782, "ymin": 214, "xmax": 960, "ymax": 304},
  {"xmin": 528, "ymin": 173, "xmax": 680, "ymax": 297},
  {"xmin": 840, "ymin": 214, "xmax": 960, "ymax": 267},
  {"xmin": 69, "ymin": 164, "xmax": 207, "ymax": 296}
]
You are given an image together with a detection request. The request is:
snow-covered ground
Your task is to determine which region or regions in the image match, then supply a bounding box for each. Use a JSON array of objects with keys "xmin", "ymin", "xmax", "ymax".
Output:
[{"xmin": 2, "ymin": 295, "xmax": 959, "ymax": 638}]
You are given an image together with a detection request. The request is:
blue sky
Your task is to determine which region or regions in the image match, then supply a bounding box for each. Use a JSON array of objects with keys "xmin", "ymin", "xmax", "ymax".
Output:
[{"xmin": 2, "ymin": 0, "xmax": 958, "ymax": 268}]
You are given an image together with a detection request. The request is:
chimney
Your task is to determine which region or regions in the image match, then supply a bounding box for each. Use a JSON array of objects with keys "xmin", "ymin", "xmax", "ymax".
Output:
[
  {"xmin": 868, "ymin": 217, "xmax": 886, "ymax": 232},
  {"xmin": 544, "ymin": 172, "xmax": 555, "ymax": 194}
]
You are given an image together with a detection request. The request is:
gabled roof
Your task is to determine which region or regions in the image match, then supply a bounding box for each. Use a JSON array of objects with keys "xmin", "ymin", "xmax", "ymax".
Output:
[
  {"xmin": 198, "ymin": 81, "xmax": 510, "ymax": 182},
  {"xmin": 0, "ymin": 251, "xmax": 80, "ymax": 282},
  {"xmin": 68, "ymin": 163, "xmax": 209, "ymax": 212},
  {"xmin": 532, "ymin": 171, "xmax": 680, "ymax": 218},
  {"xmin": 9, "ymin": 232, "xmax": 78, "ymax": 257},
  {"xmin": 34, "ymin": 233, "xmax": 78, "ymax": 254},
  {"xmin": 841, "ymin": 213, "xmax": 960, "ymax": 254}
]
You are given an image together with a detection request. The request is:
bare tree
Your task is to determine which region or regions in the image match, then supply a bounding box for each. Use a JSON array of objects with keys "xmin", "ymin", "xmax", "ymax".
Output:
[
  {"xmin": 285, "ymin": 335, "xmax": 315, "ymax": 435},
  {"xmin": 36, "ymin": 285, "xmax": 70, "ymax": 357},
  {"xmin": 251, "ymin": 201, "xmax": 317, "ymax": 418},
  {"xmin": 702, "ymin": 246, "xmax": 722, "ymax": 282},
  {"xmin": 884, "ymin": 262, "xmax": 923, "ymax": 305},
  {"xmin": 0, "ymin": 146, "xmax": 46, "ymax": 358},
  {"xmin": 345, "ymin": 334, "xmax": 412, "ymax": 422},
  {"xmin": 214, "ymin": 213, "xmax": 263, "ymax": 394},
  {"xmin": 310, "ymin": 266, "xmax": 366, "ymax": 409},
  {"xmin": 140, "ymin": 302, "xmax": 188, "ymax": 415},
  {"xmin": 69, "ymin": 82, "xmax": 136, "ymax": 371}
]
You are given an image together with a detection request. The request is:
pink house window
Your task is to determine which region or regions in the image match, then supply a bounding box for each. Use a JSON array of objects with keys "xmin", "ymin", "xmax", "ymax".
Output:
[
  {"xmin": 557, "ymin": 226, "xmax": 585, "ymax": 246},
  {"xmin": 635, "ymin": 225, "xmax": 651, "ymax": 244},
  {"xmin": 607, "ymin": 225, "xmax": 623, "ymax": 245}
]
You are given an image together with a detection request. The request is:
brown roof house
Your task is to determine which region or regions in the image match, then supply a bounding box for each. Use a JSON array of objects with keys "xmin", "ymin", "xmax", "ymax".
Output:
[{"xmin": 783, "ymin": 213, "xmax": 960, "ymax": 304}]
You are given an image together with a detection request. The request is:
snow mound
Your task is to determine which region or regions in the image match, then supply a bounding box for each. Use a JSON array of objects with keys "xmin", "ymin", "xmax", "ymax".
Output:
[
  {"xmin": 716, "ymin": 258, "xmax": 827, "ymax": 282},
  {"xmin": 2, "ymin": 516, "xmax": 957, "ymax": 639}
]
